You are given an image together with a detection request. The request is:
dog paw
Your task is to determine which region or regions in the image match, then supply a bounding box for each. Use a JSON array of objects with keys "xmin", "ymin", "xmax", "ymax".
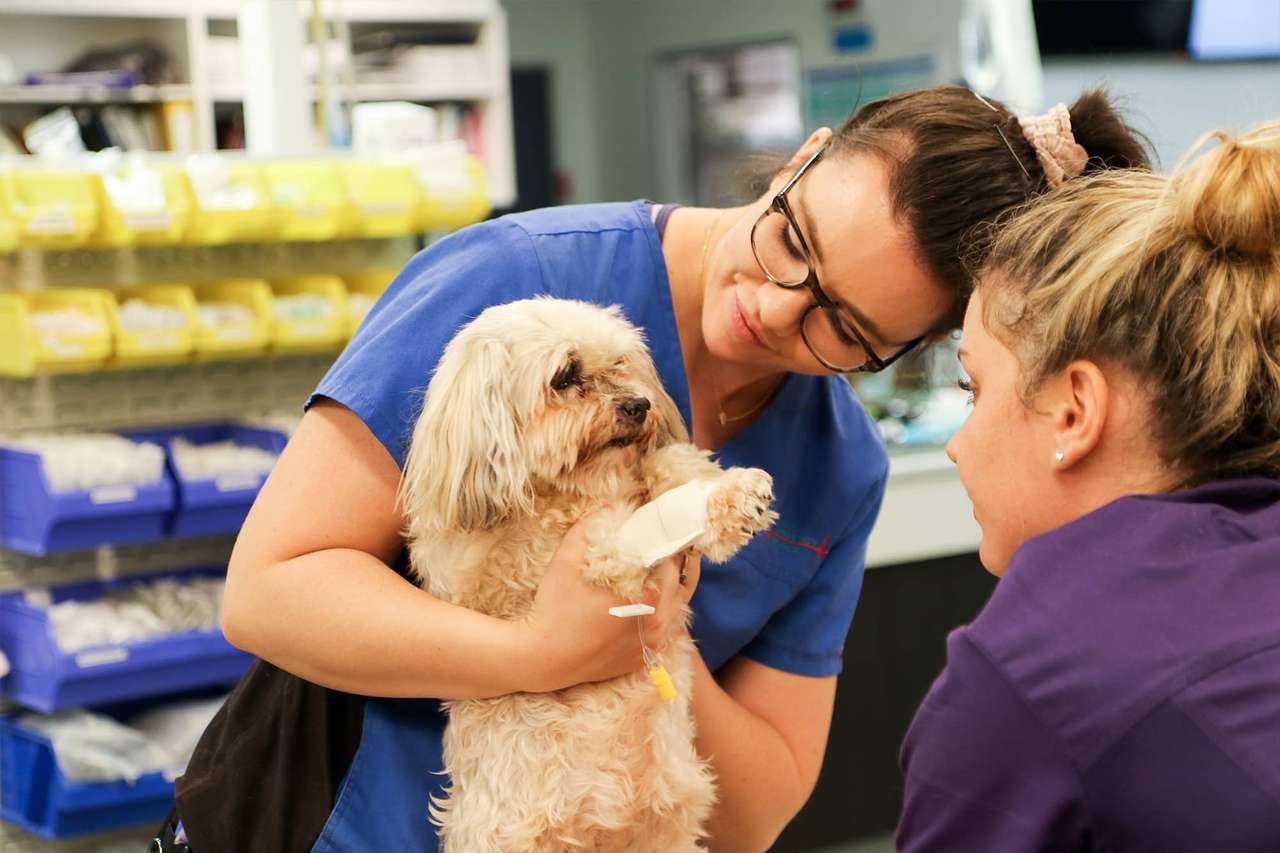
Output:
[{"xmin": 698, "ymin": 468, "xmax": 777, "ymax": 562}]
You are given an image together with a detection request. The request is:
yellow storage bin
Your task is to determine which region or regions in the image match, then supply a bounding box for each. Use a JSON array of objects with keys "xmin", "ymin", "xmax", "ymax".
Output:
[
  {"xmin": 339, "ymin": 163, "xmax": 422, "ymax": 238},
  {"xmin": 0, "ymin": 174, "xmax": 19, "ymax": 253},
  {"xmin": 105, "ymin": 284, "xmax": 198, "ymax": 366},
  {"xmin": 8, "ymin": 169, "xmax": 99, "ymax": 249},
  {"xmin": 268, "ymin": 275, "xmax": 348, "ymax": 352},
  {"xmin": 191, "ymin": 278, "xmax": 273, "ymax": 358},
  {"xmin": 92, "ymin": 163, "xmax": 192, "ymax": 247},
  {"xmin": 0, "ymin": 288, "xmax": 112, "ymax": 377},
  {"xmin": 341, "ymin": 269, "xmax": 396, "ymax": 337},
  {"xmin": 264, "ymin": 160, "xmax": 355, "ymax": 242},
  {"xmin": 183, "ymin": 158, "xmax": 280, "ymax": 245},
  {"xmin": 417, "ymin": 155, "xmax": 490, "ymax": 232}
]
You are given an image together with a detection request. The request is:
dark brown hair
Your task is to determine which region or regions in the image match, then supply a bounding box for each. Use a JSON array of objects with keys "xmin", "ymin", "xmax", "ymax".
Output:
[{"xmin": 829, "ymin": 85, "xmax": 1151, "ymax": 328}]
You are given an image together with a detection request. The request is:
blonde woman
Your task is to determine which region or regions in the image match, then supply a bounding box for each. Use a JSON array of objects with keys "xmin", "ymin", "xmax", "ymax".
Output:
[{"xmin": 899, "ymin": 122, "xmax": 1280, "ymax": 850}]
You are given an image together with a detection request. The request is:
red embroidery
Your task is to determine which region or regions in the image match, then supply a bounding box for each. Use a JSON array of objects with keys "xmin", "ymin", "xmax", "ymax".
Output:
[{"xmin": 766, "ymin": 529, "xmax": 830, "ymax": 557}]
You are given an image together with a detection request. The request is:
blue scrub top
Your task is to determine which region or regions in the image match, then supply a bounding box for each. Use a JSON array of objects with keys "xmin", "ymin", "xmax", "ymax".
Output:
[{"xmin": 306, "ymin": 201, "xmax": 888, "ymax": 851}]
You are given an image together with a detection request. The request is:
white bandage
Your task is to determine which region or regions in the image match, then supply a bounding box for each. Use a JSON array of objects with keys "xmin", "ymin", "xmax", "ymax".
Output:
[
  {"xmin": 608, "ymin": 603, "xmax": 656, "ymax": 618},
  {"xmin": 616, "ymin": 480, "xmax": 718, "ymax": 568}
]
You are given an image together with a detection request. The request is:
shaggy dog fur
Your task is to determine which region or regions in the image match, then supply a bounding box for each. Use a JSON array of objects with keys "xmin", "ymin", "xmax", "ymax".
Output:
[{"xmin": 398, "ymin": 297, "xmax": 777, "ymax": 852}]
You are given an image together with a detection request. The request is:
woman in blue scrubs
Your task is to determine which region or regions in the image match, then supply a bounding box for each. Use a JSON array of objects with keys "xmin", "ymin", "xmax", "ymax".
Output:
[{"xmin": 172, "ymin": 86, "xmax": 1146, "ymax": 852}]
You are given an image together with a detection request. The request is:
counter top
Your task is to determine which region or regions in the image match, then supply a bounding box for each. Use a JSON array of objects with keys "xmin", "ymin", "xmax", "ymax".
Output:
[{"xmin": 865, "ymin": 447, "xmax": 981, "ymax": 568}]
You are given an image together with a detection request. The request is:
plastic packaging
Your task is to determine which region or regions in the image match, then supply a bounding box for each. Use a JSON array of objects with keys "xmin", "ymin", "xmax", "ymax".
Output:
[
  {"xmin": 0, "ymin": 288, "xmax": 113, "ymax": 376},
  {"xmin": 268, "ymin": 275, "xmax": 348, "ymax": 351},
  {"xmin": 183, "ymin": 155, "xmax": 279, "ymax": 245},
  {"xmin": 7, "ymin": 168, "xmax": 99, "ymax": 249},
  {"xmin": 191, "ymin": 279, "xmax": 273, "ymax": 359},
  {"xmin": 88, "ymin": 153, "xmax": 190, "ymax": 247},
  {"xmin": 104, "ymin": 284, "xmax": 198, "ymax": 366},
  {"xmin": 263, "ymin": 160, "xmax": 354, "ymax": 242}
]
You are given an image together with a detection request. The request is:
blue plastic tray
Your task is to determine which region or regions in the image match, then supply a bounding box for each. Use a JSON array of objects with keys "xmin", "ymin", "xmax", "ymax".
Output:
[
  {"xmin": 123, "ymin": 423, "xmax": 286, "ymax": 538},
  {"xmin": 0, "ymin": 568, "xmax": 251, "ymax": 712},
  {"xmin": 0, "ymin": 714, "xmax": 173, "ymax": 838},
  {"xmin": 0, "ymin": 444, "xmax": 174, "ymax": 556}
]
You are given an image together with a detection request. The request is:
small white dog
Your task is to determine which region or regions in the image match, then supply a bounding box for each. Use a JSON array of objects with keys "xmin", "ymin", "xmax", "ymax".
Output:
[{"xmin": 399, "ymin": 297, "xmax": 777, "ymax": 852}]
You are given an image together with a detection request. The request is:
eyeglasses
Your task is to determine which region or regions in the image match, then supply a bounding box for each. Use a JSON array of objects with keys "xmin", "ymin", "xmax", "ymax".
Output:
[{"xmin": 750, "ymin": 144, "xmax": 923, "ymax": 373}]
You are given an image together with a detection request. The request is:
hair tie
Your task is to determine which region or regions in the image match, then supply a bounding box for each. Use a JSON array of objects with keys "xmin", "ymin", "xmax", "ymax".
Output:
[{"xmin": 1019, "ymin": 103, "xmax": 1089, "ymax": 188}]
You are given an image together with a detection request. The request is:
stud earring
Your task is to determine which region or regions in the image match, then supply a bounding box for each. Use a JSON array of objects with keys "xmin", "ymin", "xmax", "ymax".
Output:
[{"xmin": 1054, "ymin": 449, "xmax": 1065, "ymax": 463}]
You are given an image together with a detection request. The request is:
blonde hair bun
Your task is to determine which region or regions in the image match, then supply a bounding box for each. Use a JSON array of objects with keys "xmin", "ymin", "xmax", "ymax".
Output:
[{"xmin": 1172, "ymin": 122, "xmax": 1280, "ymax": 258}]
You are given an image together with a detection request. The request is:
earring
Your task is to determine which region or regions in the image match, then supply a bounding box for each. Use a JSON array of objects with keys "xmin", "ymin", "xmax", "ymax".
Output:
[{"xmin": 1054, "ymin": 449, "xmax": 1065, "ymax": 463}]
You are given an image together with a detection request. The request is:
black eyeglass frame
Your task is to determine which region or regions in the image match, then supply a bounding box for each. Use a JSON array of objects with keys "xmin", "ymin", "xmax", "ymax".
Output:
[{"xmin": 750, "ymin": 144, "xmax": 924, "ymax": 374}]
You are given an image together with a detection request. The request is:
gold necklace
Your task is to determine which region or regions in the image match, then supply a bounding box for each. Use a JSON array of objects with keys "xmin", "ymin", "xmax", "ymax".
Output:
[
  {"xmin": 714, "ymin": 377, "xmax": 774, "ymax": 425},
  {"xmin": 696, "ymin": 209, "xmax": 775, "ymax": 427}
]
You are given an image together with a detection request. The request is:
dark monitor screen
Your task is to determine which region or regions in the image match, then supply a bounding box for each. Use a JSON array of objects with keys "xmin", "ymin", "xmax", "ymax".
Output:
[{"xmin": 1033, "ymin": 1, "xmax": 1192, "ymax": 55}]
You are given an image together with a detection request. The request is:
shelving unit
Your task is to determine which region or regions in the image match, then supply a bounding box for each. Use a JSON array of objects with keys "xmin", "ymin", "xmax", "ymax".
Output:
[
  {"xmin": 0, "ymin": 5, "xmax": 502, "ymax": 837},
  {"xmin": 0, "ymin": 85, "xmax": 193, "ymax": 106},
  {"xmin": 0, "ymin": 0, "xmax": 516, "ymax": 208},
  {"xmin": 0, "ymin": 225, "xmax": 418, "ymax": 845}
]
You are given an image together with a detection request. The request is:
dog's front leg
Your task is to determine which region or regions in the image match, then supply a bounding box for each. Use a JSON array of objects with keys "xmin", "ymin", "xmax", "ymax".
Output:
[
  {"xmin": 580, "ymin": 507, "xmax": 653, "ymax": 601},
  {"xmin": 640, "ymin": 443, "xmax": 725, "ymax": 497},
  {"xmin": 642, "ymin": 443, "xmax": 778, "ymax": 564}
]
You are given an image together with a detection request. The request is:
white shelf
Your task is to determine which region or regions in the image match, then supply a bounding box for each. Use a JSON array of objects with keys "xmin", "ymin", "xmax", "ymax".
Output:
[
  {"xmin": 209, "ymin": 80, "xmax": 495, "ymax": 104},
  {"xmin": 0, "ymin": 0, "xmax": 499, "ymax": 22},
  {"xmin": 865, "ymin": 448, "xmax": 981, "ymax": 569},
  {"xmin": 0, "ymin": 1, "xmax": 516, "ymax": 226},
  {"xmin": 200, "ymin": 0, "xmax": 500, "ymax": 24},
  {"xmin": 0, "ymin": 83, "xmax": 192, "ymax": 105},
  {"xmin": 0, "ymin": 0, "xmax": 189, "ymax": 18}
]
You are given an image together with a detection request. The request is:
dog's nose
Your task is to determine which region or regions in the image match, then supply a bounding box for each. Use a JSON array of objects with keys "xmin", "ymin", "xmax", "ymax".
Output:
[{"xmin": 618, "ymin": 396, "xmax": 650, "ymax": 424}]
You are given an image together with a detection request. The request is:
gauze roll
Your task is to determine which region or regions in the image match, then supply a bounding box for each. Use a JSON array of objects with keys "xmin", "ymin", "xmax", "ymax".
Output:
[{"xmin": 617, "ymin": 480, "xmax": 718, "ymax": 567}]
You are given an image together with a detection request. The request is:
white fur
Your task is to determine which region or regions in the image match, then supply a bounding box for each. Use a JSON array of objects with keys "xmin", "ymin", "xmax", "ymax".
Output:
[{"xmin": 400, "ymin": 298, "xmax": 777, "ymax": 852}]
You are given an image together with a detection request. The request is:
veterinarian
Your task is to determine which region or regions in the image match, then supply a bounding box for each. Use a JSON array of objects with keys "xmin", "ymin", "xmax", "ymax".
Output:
[
  {"xmin": 167, "ymin": 86, "xmax": 1147, "ymax": 852},
  {"xmin": 898, "ymin": 122, "xmax": 1280, "ymax": 850}
]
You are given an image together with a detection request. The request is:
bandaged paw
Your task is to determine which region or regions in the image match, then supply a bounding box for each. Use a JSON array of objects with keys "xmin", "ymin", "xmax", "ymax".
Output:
[{"xmin": 617, "ymin": 480, "xmax": 718, "ymax": 567}]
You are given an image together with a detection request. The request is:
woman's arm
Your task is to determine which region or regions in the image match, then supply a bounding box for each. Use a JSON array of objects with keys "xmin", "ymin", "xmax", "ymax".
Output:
[
  {"xmin": 692, "ymin": 654, "xmax": 837, "ymax": 852},
  {"xmin": 221, "ymin": 398, "xmax": 685, "ymax": 699}
]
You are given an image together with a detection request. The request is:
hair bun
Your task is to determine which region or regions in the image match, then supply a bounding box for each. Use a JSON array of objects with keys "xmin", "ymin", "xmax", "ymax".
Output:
[{"xmin": 1172, "ymin": 123, "xmax": 1280, "ymax": 258}]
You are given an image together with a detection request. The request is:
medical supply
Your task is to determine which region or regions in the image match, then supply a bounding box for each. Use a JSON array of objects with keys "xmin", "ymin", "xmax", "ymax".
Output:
[
  {"xmin": 608, "ymin": 603, "xmax": 655, "ymax": 618},
  {"xmin": 616, "ymin": 479, "xmax": 717, "ymax": 567}
]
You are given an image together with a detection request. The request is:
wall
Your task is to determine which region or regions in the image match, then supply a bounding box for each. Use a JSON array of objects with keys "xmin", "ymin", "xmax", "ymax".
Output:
[
  {"xmin": 502, "ymin": 0, "xmax": 602, "ymax": 203},
  {"xmin": 1042, "ymin": 55, "xmax": 1280, "ymax": 170},
  {"xmin": 504, "ymin": 0, "xmax": 965, "ymax": 203}
]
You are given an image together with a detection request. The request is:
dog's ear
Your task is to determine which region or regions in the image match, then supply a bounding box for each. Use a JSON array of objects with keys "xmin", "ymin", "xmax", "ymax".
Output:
[
  {"xmin": 633, "ymin": 351, "xmax": 689, "ymax": 446},
  {"xmin": 400, "ymin": 331, "xmax": 532, "ymax": 534}
]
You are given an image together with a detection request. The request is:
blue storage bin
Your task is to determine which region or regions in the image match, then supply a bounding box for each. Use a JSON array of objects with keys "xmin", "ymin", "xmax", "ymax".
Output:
[
  {"xmin": 123, "ymin": 423, "xmax": 286, "ymax": 538},
  {"xmin": 0, "ymin": 714, "xmax": 173, "ymax": 838},
  {"xmin": 0, "ymin": 444, "xmax": 174, "ymax": 556},
  {"xmin": 0, "ymin": 568, "xmax": 251, "ymax": 712}
]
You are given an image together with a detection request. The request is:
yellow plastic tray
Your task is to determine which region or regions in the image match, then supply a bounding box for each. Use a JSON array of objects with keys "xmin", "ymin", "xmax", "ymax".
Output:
[
  {"xmin": 105, "ymin": 284, "xmax": 198, "ymax": 366},
  {"xmin": 268, "ymin": 275, "xmax": 348, "ymax": 352},
  {"xmin": 0, "ymin": 288, "xmax": 113, "ymax": 377},
  {"xmin": 0, "ymin": 173, "xmax": 19, "ymax": 253},
  {"xmin": 339, "ymin": 163, "xmax": 422, "ymax": 238},
  {"xmin": 417, "ymin": 156, "xmax": 490, "ymax": 232},
  {"xmin": 340, "ymin": 269, "xmax": 396, "ymax": 337},
  {"xmin": 264, "ymin": 160, "xmax": 356, "ymax": 243},
  {"xmin": 183, "ymin": 161, "xmax": 281, "ymax": 245},
  {"xmin": 92, "ymin": 164, "xmax": 192, "ymax": 248},
  {"xmin": 191, "ymin": 278, "xmax": 273, "ymax": 358},
  {"xmin": 8, "ymin": 169, "xmax": 99, "ymax": 249}
]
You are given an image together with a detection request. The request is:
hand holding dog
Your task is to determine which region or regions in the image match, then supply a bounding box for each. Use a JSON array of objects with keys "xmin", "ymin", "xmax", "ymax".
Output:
[{"xmin": 518, "ymin": 514, "xmax": 694, "ymax": 694}]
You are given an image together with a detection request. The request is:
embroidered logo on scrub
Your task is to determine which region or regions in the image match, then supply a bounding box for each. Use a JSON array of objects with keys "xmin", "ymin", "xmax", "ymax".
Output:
[{"xmin": 766, "ymin": 524, "xmax": 830, "ymax": 557}]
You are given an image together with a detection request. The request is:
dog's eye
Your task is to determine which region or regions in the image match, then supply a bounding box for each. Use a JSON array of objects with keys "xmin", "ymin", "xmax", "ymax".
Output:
[{"xmin": 551, "ymin": 360, "xmax": 581, "ymax": 391}]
